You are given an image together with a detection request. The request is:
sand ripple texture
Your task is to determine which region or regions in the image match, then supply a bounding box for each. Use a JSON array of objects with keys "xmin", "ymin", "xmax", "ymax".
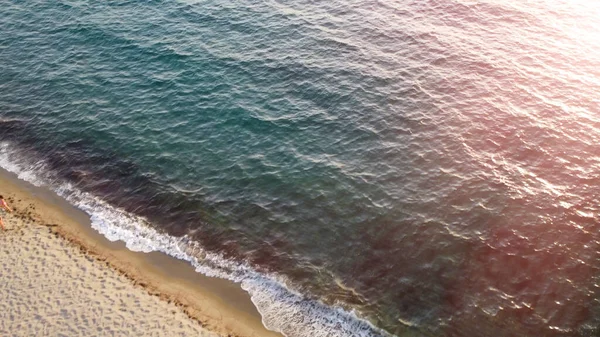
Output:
[{"xmin": 0, "ymin": 216, "xmax": 217, "ymax": 337}]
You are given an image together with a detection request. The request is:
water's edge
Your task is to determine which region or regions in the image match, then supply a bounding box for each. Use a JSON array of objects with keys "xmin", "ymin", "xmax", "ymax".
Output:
[{"xmin": 0, "ymin": 141, "xmax": 400, "ymax": 337}]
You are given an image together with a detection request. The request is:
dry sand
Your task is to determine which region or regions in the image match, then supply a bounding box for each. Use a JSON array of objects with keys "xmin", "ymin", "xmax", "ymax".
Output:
[
  {"xmin": 0, "ymin": 219, "xmax": 218, "ymax": 337},
  {"xmin": 0, "ymin": 168, "xmax": 282, "ymax": 337}
]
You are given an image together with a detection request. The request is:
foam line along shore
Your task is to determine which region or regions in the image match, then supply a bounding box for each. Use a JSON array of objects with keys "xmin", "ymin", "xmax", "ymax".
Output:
[{"xmin": 0, "ymin": 142, "xmax": 394, "ymax": 337}]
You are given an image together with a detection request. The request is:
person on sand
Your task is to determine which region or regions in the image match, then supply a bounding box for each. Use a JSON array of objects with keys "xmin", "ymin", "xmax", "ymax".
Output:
[{"xmin": 0, "ymin": 195, "xmax": 13, "ymax": 231}]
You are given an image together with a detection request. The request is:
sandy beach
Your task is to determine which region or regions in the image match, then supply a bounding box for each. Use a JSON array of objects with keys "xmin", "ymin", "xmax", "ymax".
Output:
[
  {"xmin": 0, "ymin": 221, "xmax": 219, "ymax": 336},
  {"xmin": 0, "ymin": 168, "xmax": 282, "ymax": 337}
]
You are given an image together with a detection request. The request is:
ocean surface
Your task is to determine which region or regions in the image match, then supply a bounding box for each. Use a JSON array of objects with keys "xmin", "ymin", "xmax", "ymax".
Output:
[{"xmin": 1, "ymin": 1, "xmax": 600, "ymax": 336}]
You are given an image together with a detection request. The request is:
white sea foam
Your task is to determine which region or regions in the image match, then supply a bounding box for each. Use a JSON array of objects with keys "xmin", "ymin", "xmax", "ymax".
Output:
[
  {"xmin": 0, "ymin": 143, "xmax": 46, "ymax": 186},
  {"xmin": 0, "ymin": 141, "xmax": 392, "ymax": 337}
]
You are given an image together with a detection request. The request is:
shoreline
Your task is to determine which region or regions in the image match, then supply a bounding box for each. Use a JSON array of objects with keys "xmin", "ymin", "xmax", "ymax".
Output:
[{"xmin": 0, "ymin": 166, "xmax": 283, "ymax": 337}]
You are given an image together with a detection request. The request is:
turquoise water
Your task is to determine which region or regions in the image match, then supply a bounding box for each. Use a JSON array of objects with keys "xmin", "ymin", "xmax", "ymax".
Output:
[{"xmin": 1, "ymin": 1, "xmax": 600, "ymax": 336}]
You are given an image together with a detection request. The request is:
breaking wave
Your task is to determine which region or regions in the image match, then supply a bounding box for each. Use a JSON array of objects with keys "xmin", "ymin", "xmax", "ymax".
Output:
[{"xmin": 0, "ymin": 141, "xmax": 392, "ymax": 337}]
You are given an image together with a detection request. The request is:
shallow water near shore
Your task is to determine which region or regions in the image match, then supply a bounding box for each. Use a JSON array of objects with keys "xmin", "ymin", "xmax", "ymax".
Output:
[{"xmin": 1, "ymin": 1, "xmax": 600, "ymax": 336}]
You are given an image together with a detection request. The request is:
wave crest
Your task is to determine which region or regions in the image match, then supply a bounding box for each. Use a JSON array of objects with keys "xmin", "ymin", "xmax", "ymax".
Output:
[{"xmin": 0, "ymin": 141, "xmax": 391, "ymax": 337}]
